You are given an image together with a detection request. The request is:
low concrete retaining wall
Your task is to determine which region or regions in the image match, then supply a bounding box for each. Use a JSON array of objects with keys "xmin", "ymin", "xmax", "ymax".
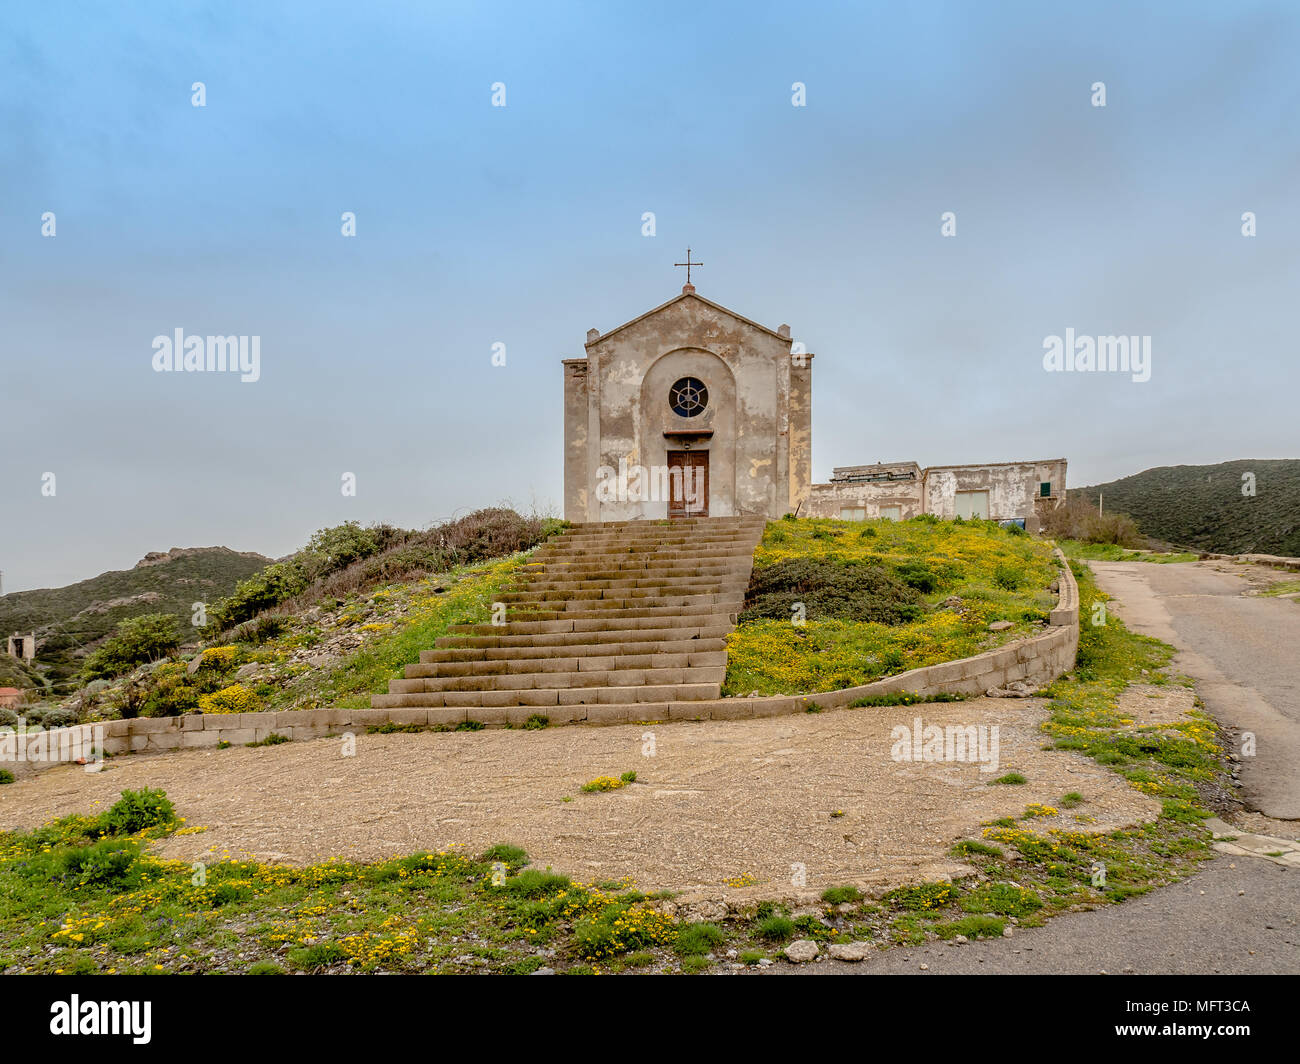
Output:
[
  {"xmin": 1199, "ymin": 551, "xmax": 1300, "ymax": 573},
  {"xmin": 4, "ymin": 552, "xmax": 1081, "ymax": 774}
]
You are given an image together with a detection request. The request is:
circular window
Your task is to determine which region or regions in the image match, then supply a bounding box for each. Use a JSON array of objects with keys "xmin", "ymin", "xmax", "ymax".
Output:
[{"xmin": 669, "ymin": 377, "xmax": 708, "ymax": 418}]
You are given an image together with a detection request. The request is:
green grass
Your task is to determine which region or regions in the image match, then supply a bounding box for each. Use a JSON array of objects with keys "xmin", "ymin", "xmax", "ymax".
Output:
[
  {"xmin": 1058, "ymin": 541, "xmax": 1198, "ymax": 564},
  {"xmin": 989, "ymin": 772, "xmax": 1027, "ymax": 786},
  {"xmin": 724, "ymin": 516, "xmax": 1058, "ymax": 695},
  {"xmin": 1259, "ymin": 579, "xmax": 1300, "ymax": 598},
  {"xmin": 0, "ymin": 808, "xmax": 679, "ymax": 974}
]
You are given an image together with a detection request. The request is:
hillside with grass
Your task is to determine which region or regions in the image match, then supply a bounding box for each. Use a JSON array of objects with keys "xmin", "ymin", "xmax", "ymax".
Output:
[
  {"xmin": 0, "ymin": 547, "xmax": 273, "ymax": 694},
  {"xmin": 1073, "ymin": 459, "xmax": 1300, "ymax": 556},
  {"xmin": 723, "ymin": 515, "xmax": 1061, "ymax": 695},
  {"xmin": 15, "ymin": 510, "xmax": 561, "ymax": 729}
]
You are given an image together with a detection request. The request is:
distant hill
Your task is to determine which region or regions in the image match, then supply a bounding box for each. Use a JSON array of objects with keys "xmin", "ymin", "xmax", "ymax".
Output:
[
  {"xmin": 1072, "ymin": 459, "xmax": 1300, "ymax": 556},
  {"xmin": 0, "ymin": 547, "xmax": 271, "ymax": 693}
]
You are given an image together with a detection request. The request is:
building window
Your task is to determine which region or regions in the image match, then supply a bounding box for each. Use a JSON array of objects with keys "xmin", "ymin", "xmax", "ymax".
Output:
[
  {"xmin": 839, "ymin": 507, "xmax": 866, "ymax": 521},
  {"xmin": 955, "ymin": 491, "xmax": 989, "ymax": 519},
  {"xmin": 669, "ymin": 377, "xmax": 708, "ymax": 418},
  {"xmin": 1040, "ymin": 481, "xmax": 1051, "ymax": 497},
  {"xmin": 880, "ymin": 506, "xmax": 901, "ymax": 521}
]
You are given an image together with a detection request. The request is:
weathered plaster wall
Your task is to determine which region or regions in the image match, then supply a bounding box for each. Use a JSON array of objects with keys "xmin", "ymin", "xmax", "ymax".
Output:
[
  {"xmin": 566, "ymin": 293, "xmax": 802, "ymax": 521},
  {"xmin": 923, "ymin": 460, "xmax": 1067, "ymax": 525},
  {"xmin": 788, "ymin": 357, "xmax": 813, "ymax": 512},
  {"xmin": 562, "ymin": 360, "xmax": 589, "ymax": 522},
  {"xmin": 806, "ymin": 462, "xmax": 923, "ymax": 519}
]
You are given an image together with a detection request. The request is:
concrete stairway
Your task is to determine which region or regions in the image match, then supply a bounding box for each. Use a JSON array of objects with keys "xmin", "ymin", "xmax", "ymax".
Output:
[{"xmin": 372, "ymin": 515, "xmax": 767, "ymax": 711}]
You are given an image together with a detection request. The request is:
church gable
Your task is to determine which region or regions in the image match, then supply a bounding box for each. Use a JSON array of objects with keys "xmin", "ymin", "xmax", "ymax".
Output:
[
  {"xmin": 563, "ymin": 282, "xmax": 813, "ymax": 523},
  {"xmin": 585, "ymin": 291, "xmax": 793, "ymax": 355}
]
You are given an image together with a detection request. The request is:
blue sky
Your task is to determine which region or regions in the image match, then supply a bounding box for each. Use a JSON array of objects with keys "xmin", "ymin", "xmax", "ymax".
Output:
[{"xmin": 2, "ymin": 0, "xmax": 1297, "ymax": 591}]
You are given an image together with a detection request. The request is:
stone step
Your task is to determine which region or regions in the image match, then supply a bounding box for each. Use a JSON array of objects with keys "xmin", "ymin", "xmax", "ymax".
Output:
[
  {"xmin": 447, "ymin": 613, "xmax": 736, "ymax": 636},
  {"xmin": 372, "ymin": 682, "xmax": 721, "ymax": 708},
  {"xmin": 421, "ymin": 637, "xmax": 728, "ymax": 663},
  {"xmin": 404, "ymin": 650, "xmax": 726, "ymax": 678},
  {"xmin": 374, "ymin": 516, "xmax": 763, "ymax": 715},
  {"xmin": 505, "ymin": 604, "xmax": 739, "ymax": 624},
  {"xmin": 537, "ymin": 540, "xmax": 758, "ymax": 554},
  {"xmin": 522, "ymin": 562, "xmax": 751, "ymax": 578},
  {"xmin": 509, "ymin": 572, "xmax": 748, "ymax": 587},
  {"xmin": 431, "ymin": 626, "xmax": 733, "ymax": 651},
  {"xmin": 537, "ymin": 530, "xmax": 761, "ymax": 545},
  {"xmin": 502, "ymin": 593, "xmax": 741, "ymax": 612},
  {"xmin": 499, "ymin": 584, "xmax": 743, "ymax": 603},
  {"xmin": 533, "ymin": 543, "xmax": 759, "ymax": 559}
]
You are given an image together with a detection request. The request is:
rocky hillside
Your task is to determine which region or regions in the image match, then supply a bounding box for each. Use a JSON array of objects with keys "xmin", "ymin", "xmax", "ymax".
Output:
[
  {"xmin": 0, "ymin": 547, "xmax": 272, "ymax": 694},
  {"xmin": 16, "ymin": 509, "xmax": 561, "ymax": 726},
  {"xmin": 1072, "ymin": 459, "xmax": 1300, "ymax": 556}
]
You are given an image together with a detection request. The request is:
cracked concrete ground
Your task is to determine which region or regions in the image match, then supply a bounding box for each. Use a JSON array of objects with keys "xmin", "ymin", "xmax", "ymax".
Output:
[{"xmin": 1, "ymin": 697, "xmax": 1153, "ymax": 902}]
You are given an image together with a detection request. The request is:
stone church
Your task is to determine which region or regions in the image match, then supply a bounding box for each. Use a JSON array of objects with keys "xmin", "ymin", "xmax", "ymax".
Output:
[
  {"xmin": 562, "ymin": 280, "xmax": 813, "ymax": 522},
  {"xmin": 562, "ymin": 275, "xmax": 1065, "ymax": 528}
]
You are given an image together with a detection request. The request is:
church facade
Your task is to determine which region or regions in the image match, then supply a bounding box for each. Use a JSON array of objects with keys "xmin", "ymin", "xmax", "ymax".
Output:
[
  {"xmin": 562, "ymin": 283, "xmax": 813, "ymax": 522},
  {"xmin": 561, "ymin": 279, "xmax": 1065, "ymax": 529}
]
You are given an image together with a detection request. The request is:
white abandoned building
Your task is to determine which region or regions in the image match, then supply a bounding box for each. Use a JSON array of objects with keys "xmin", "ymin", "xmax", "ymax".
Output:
[
  {"xmin": 805, "ymin": 459, "xmax": 1067, "ymax": 531},
  {"xmin": 562, "ymin": 271, "xmax": 1064, "ymax": 527}
]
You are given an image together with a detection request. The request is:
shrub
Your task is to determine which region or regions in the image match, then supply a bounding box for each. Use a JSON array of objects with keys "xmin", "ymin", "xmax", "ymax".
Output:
[
  {"xmin": 247, "ymin": 961, "xmax": 284, "ymax": 975},
  {"xmin": 522, "ymin": 714, "xmax": 549, "ymax": 730},
  {"xmin": 820, "ymin": 885, "xmax": 864, "ymax": 905},
  {"xmin": 99, "ymin": 788, "xmax": 175, "ymax": 834},
  {"xmin": 960, "ymin": 883, "xmax": 1043, "ymax": 917},
  {"xmin": 481, "ymin": 844, "xmax": 529, "ymax": 871},
  {"xmin": 883, "ymin": 881, "xmax": 957, "ymax": 911},
  {"xmin": 993, "ymin": 563, "xmax": 1026, "ymax": 591},
  {"xmin": 56, "ymin": 837, "xmax": 142, "ymax": 889},
  {"xmin": 990, "ymin": 772, "xmax": 1027, "ymax": 786},
  {"xmin": 36, "ymin": 707, "xmax": 79, "ymax": 729},
  {"xmin": 287, "ymin": 942, "xmax": 346, "ymax": 971},
  {"xmin": 499, "ymin": 869, "xmax": 571, "ymax": 897},
  {"xmin": 197, "ymin": 684, "xmax": 261, "ymax": 715},
  {"xmin": 581, "ymin": 775, "xmax": 629, "ymax": 793},
  {"xmin": 950, "ymin": 840, "xmax": 1003, "ymax": 858},
  {"xmin": 138, "ymin": 662, "xmax": 200, "ymax": 718},
  {"xmin": 676, "ymin": 922, "xmax": 726, "ymax": 957},
  {"xmin": 755, "ymin": 914, "xmax": 795, "ymax": 942},
  {"xmin": 573, "ymin": 904, "xmax": 676, "ymax": 959},
  {"xmin": 740, "ymin": 557, "xmax": 924, "ymax": 625},
  {"xmin": 0, "ymin": 770, "xmax": 14, "ymax": 785},
  {"xmin": 934, "ymin": 915, "xmax": 1006, "ymax": 940},
  {"xmin": 1040, "ymin": 497, "xmax": 1143, "ymax": 547},
  {"xmin": 196, "ymin": 645, "xmax": 243, "ymax": 672},
  {"xmin": 82, "ymin": 613, "xmax": 182, "ymax": 681}
]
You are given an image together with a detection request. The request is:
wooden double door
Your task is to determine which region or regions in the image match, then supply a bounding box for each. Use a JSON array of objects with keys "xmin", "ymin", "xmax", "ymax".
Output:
[{"xmin": 666, "ymin": 450, "xmax": 709, "ymax": 518}]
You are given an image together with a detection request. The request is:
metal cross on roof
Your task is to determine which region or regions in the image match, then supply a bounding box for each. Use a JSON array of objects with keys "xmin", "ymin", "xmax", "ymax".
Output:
[{"xmin": 674, "ymin": 247, "xmax": 703, "ymax": 285}]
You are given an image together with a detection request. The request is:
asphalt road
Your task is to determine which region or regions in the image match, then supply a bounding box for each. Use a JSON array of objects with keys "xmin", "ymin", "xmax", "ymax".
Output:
[
  {"xmin": 1089, "ymin": 561, "xmax": 1300, "ymax": 820},
  {"xmin": 767, "ymin": 560, "xmax": 1300, "ymax": 976},
  {"xmin": 785, "ymin": 857, "xmax": 1299, "ymax": 975}
]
